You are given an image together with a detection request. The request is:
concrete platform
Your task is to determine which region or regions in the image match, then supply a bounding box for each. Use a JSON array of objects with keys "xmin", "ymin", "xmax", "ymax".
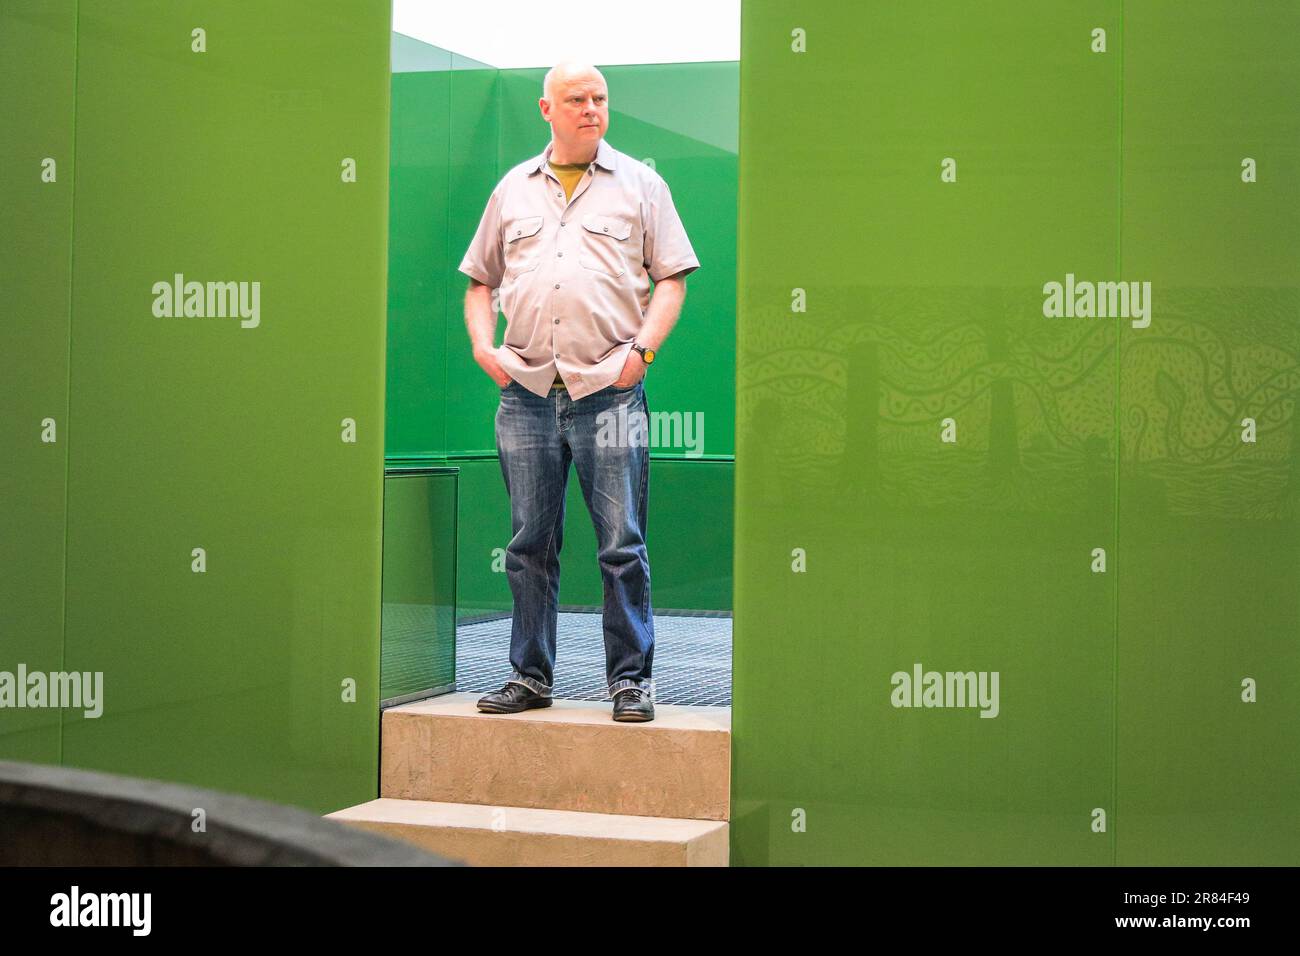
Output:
[
  {"xmin": 379, "ymin": 692, "xmax": 731, "ymax": 821},
  {"xmin": 329, "ymin": 798, "xmax": 729, "ymax": 867}
]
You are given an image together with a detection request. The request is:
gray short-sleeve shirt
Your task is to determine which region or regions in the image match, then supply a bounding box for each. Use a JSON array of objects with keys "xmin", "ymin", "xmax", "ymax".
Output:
[{"xmin": 458, "ymin": 137, "xmax": 700, "ymax": 400}]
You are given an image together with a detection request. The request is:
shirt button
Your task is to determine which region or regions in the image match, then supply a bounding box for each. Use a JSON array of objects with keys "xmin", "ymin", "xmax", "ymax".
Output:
[
  {"xmin": 557, "ymin": 251, "xmax": 563, "ymax": 257},
  {"xmin": 603, "ymin": 226, "xmax": 609, "ymax": 232},
  {"xmin": 556, "ymin": 191, "xmax": 562, "ymax": 198},
  {"xmin": 554, "ymin": 283, "xmax": 560, "ymax": 289},
  {"xmin": 560, "ymin": 221, "xmax": 567, "ymax": 227}
]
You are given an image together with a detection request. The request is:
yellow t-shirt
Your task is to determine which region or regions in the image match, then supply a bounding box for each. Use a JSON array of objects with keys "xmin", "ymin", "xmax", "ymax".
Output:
[{"xmin": 547, "ymin": 158, "xmax": 592, "ymax": 389}]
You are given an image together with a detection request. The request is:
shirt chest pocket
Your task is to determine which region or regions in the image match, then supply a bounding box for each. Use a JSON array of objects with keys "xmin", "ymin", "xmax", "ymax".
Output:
[
  {"xmin": 578, "ymin": 214, "xmax": 633, "ymax": 279},
  {"xmin": 503, "ymin": 215, "xmax": 544, "ymax": 278}
]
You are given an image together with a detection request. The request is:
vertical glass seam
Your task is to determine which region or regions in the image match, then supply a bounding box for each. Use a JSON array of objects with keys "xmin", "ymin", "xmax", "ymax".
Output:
[
  {"xmin": 59, "ymin": 0, "xmax": 82, "ymax": 768},
  {"xmin": 1112, "ymin": 0, "xmax": 1125, "ymax": 868}
]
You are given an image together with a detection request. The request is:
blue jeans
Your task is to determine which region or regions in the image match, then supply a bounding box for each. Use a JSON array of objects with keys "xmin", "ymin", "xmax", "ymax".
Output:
[{"xmin": 494, "ymin": 378, "xmax": 654, "ymax": 700}]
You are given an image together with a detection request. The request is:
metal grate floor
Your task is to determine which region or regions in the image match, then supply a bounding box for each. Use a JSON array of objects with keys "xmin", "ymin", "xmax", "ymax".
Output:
[{"xmin": 455, "ymin": 610, "xmax": 732, "ymax": 707}]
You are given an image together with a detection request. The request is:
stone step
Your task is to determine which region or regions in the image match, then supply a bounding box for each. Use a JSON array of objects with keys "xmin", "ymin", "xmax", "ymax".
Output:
[
  {"xmin": 380, "ymin": 692, "xmax": 731, "ymax": 821},
  {"xmin": 328, "ymin": 798, "xmax": 728, "ymax": 867}
]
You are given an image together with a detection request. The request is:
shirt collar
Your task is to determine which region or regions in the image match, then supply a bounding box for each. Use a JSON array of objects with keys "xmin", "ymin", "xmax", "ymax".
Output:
[{"xmin": 531, "ymin": 137, "xmax": 617, "ymax": 175}]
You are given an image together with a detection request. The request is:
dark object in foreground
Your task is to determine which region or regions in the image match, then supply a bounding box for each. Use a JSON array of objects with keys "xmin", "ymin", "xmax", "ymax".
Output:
[{"xmin": 0, "ymin": 760, "xmax": 459, "ymax": 866}]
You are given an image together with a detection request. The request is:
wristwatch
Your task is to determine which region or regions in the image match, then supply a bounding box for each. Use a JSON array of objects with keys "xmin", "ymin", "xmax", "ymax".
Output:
[{"xmin": 630, "ymin": 343, "xmax": 656, "ymax": 365}]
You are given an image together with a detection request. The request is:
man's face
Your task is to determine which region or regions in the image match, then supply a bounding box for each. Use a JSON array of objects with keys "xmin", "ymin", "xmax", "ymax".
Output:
[{"xmin": 542, "ymin": 73, "xmax": 609, "ymax": 147}]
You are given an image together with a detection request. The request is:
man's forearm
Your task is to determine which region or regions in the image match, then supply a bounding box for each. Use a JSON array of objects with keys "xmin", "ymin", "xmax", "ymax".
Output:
[
  {"xmin": 464, "ymin": 280, "xmax": 496, "ymax": 352},
  {"xmin": 635, "ymin": 274, "xmax": 688, "ymax": 351}
]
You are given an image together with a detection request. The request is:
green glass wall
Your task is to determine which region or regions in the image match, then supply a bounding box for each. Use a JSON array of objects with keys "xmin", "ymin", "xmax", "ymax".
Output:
[
  {"xmin": 1, "ymin": 0, "xmax": 392, "ymax": 815},
  {"xmin": 0, "ymin": 0, "xmax": 78, "ymax": 765},
  {"xmin": 381, "ymin": 468, "xmax": 458, "ymax": 705},
  {"xmin": 385, "ymin": 38, "xmax": 738, "ymax": 613},
  {"xmin": 387, "ymin": 38, "xmax": 498, "ymax": 464},
  {"xmin": 733, "ymin": 0, "xmax": 1299, "ymax": 865},
  {"xmin": 1115, "ymin": 2, "xmax": 1300, "ymax": 864}
]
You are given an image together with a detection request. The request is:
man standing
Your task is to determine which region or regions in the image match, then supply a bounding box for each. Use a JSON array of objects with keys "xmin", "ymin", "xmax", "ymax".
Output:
[{"xmin": 458, "ymin": 61, "xmax": 699, "ymax": 722}]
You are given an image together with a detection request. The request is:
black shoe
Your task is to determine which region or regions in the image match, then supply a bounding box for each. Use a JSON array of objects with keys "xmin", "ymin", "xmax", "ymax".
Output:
[
  {"xmin": 612, "ymin": 687, "xmax": 654, "ymax": 722},
  {"xmin": 477, "ymin": 682, "xmax": 553, "ymax": 714}
]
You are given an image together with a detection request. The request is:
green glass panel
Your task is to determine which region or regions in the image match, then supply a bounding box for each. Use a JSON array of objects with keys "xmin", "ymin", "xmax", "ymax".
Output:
[
  {"xmin": 387, "ymin": 43, "xmax": 451, "ymax": 459},
  {"xmin": 1116, "ymin": 2, "xmax": 1300, "ymax": 864},
  {"xmin": 638, "ymin": 459, "xmax": 733, "ymax": 613},
  {"xmin": 0, "ymin": 0, "xmax": 78, "ymax": 764},
  {"xmin": 733, "ymin": 0, "xmax": 1121, "ymax": 865},
  {"xmin": 448, "ymin": 458, "xmax": 514, "ymax": 622},
  {"xmin": 51, "ymin": 0, "xmax": 391, "ymax": 815},
  {"xmin": 443, "ymin": 58, "xmax": 503, "ymax": 456},
  {"xmin": 381, "ymin": 469, "xmax": 458, "ymax": 703}
]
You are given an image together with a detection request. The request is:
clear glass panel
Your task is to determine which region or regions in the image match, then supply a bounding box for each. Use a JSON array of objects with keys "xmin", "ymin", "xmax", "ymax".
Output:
[{"xmin": 382, "ymin": 468, "xmax": 459, "ymax": 704}]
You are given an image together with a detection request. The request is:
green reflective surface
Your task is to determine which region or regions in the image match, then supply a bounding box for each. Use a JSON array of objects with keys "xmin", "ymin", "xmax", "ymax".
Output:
[
  {"xmin": 2, "ymin": 0, "xmax": 392, "ymax": 815},
  {"xmin": 381, "ymin": 468, "xmax": 458, "ymax": 703},
  {"xmin": 1115, "ymin": 1, "xmax": 1300, "ymax": 864},
  {"xmin": 0, "ymin": 0, "xmax": 78, "ymax": 764},
  {"xmin": 733, "ymin": 0, "xmax": 1299, "ymax": 865}
]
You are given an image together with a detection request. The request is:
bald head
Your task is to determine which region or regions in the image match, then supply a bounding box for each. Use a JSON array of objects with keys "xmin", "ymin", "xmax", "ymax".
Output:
[{"xmin": 543, "ymin": 61, "xmax": 605, "ymax": 103}]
